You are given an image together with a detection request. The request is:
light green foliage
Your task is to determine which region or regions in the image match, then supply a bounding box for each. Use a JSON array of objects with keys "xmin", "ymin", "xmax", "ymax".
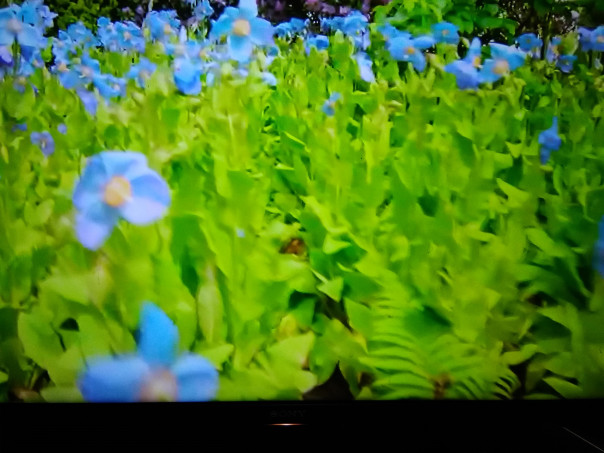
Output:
[{"xmin": 0, "ymin": 30, "xmax": 604, "ymax": 402}]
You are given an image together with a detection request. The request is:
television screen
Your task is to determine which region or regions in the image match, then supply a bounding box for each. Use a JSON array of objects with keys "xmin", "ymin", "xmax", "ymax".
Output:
[{"xmin": 1, "ymin": 0, "xmax": 604, "ymax": 410}]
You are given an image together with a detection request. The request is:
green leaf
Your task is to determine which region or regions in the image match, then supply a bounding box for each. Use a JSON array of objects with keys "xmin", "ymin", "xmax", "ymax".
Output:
[
  {"xmin": 317, "ymin": 277, "xmax": 344, "ymax": 301},
  {"xmin": 525, "ymin": 229, "xmax": 568, "ymax": 258}
]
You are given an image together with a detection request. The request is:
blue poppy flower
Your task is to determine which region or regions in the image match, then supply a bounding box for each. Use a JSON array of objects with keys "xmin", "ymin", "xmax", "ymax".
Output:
[
  {"xmin": 578, "ymin": 27, "xmax": 594, "ymax": 52},
  {"xmin": 462, "ymin": 37, "xmax": 482, "ymax": 68},
  {"xmin": 592, "ymin": 26, "xmax": 604, "ymax": 52},
  {"xmin": 479, "ymin": 43, "xmax": 526, "ymax": 83},
  {"xmin": 516, "ymin": 33, "xmax": 542, "ymax": 58},
  {"xmin": 342, "ymin": 10, "xmax": 368, "ymax": 36},
  {"xmin": 556, "ymin": 54, "xmax": 577, "ymax": 73},
  {"xmin": 431, "ymin": 22, "xmax": 459, "ymax": 45},
  {"xmin": 387, "ymin": 35, "xmax": 435, "ymax": 72},
  {"xmin": 173, "ymin": 57, "xmax": 204, "ymax": 95},
  {"xmin": 127, "ymin": 57, "xmax": 157, "ymax": 88},
  {"xmin": 31, "ymin": 131, "xmax": 54, "ymax": 157},
  {"xmin": 58, "ymin": 123, "xmax": 67, "ymax": 134},
  {"xmin": 355, "ymin": 51, "xmax": 375, "ymax": 83},
  {"xmin": 595, "ymin": 217, "xmax": 604, "ymax": 277},
  {"xmin": 93, "ymin": 74, "xmax": 127, "ymax": 100},
  {"xmin": 305, "ymin": 35, "xmax": 329, "ymax": 55},
  {"xmin": 445, "ymin": 60, "xmax": 480, "ymax": 90},
  {"xmin": 378, "ymin": 23, "xmax": 409, "ymax": 43},
  {"xmin": 145, "ymin": 10, "xmax": 180, "ymax": 42},
  {"xmin": 322, "ymin": 92, "xmax": 341, "ymax": 116},
  {"xmin": 0, "ymin": 6, "xmax": 43, "ymax": 49},
  {"xmin": 78, "ymin": 302, "xmax": 219, "ymax": 402},
  {"xmin": 193, "ymin": 0, "xmax": 214, "ymax": 20},
  {"xmin": 72, "ymin": 151, "xmax": 171, "ymax": 250},
  {"xmin": 210, "ymin": 0, "xmax": 274, "ymax": 62},
  {"xmin": 538, "ymin": 117, "xmax": 561, "ymax": 165}
]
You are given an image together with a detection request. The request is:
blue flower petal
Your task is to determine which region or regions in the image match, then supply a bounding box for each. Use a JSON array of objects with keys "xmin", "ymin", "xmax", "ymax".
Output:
[
  {"xmin": 249, "ymin": 17, "xmax": 274, "ymax": 46},
  {"xmin": 229, "ymin": 34, "xmax": 253, "ymax": 62},
  {"xmin": 119, "ymin": 172, "xmax": 170, "ymax": 225},
  {"xmin": 238, "ymin": 0, "xmax": 258, "ymax": 19},
  {"xmin": 137, "ymin": 302, "xmax": 179, "ymax": 368},
  {"xmin": 75, "ymin": 203, "xmax": 119, "ymax": 250},
  {"xmin": 100, "ymin": 151, "xmax": 148, "ymax": 177},
  {"xmin": 172, "ymin": 354, "xmax": 219, "ymax": 402},
  {"xmin": 78, "ymin": 355, "xmax": 151, "ymax": 402},
  {"xmin": 210, "ymin": 15, "xmax": 233, "ymax": 41}
]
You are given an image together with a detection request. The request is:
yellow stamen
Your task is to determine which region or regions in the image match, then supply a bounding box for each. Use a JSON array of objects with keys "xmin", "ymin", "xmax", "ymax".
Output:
[
  {"xmin": 473, "ymin": 56, "xmax": 481, "ymax": 68},
  {"xmin": 104, "ymin": 176, "xmax": 132, "ymax": 207},
  {"xmin": 493, "ymin": 59, "xmax": 509, "ymax": 75},
  {"xmin": 406, "ymin": 46, "xmax": 415, "ymax": 55},
  {"xmin": 598, "ymin": 35, "xmax": 604, "ymax": 44},
  {"xmin": 164, "ymin": 23, "xmax": 172, "ymax": 35},
  {"xmin": 232, "ymin": 19, "xmax": 251, "ymax": 37}
]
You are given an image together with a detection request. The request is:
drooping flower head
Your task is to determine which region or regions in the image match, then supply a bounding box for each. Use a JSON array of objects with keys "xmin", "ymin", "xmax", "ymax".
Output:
[
  {"xmin": 0, "ymin": 4, "xmax": 44, "ymax": 49},
  {"xmin": 305, "ymin": 34, "xmax": 329, "ymax": 55},
  {"xmin": 445, "ymin": 60, "xmax": 480, "ymax": 90},
  {"xmin": 173, "ymin": 57, "xmax": 204, "ymax": 95},
  {"xmin": 127, "ymin": 57, "xmax": 157, "ymax": 88},
  {"xmin": 578, "ymin": 27, "xmax": 594, "ymax": 52},
  {"xmin": 72, "ymin": 151, "xmax": 171, "ymax": 250},
  {"xmin": 592, "ymin": 26, "xmax": 604, "ymax": 52},
  {"xmin": 538, "ymin": 116, "xmax": 561, "ymax": 165},
  {"xmin": 546, "ymin": 36, "xmax": 561, "ymax": 63},
  {"xmin": 556, "ymin": 54, "xmax": 577, "ymax": 73},
  {"xmin": 210, "ymin": 0, "xmax": 274, "ymax": 62},
  {"xmin": 78, "ymin": 302, "xmax": 219, "ymax": 402}
]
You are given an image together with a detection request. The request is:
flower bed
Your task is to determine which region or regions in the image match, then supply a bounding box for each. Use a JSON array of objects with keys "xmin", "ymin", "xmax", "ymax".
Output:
[{"xmin": 0, "ymin": 0, "xmax": 603, "ymax": 402}]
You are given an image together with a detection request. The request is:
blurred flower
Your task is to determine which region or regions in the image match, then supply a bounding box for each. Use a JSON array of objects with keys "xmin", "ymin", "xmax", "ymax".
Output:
[
  {"xmin": 516, "ymin": 33, "xmax": 542, "ymax": 58},
  {"xmin": 460, "ymin": 37, "xmax": 482, "ymax": 69},
  {"xmin": 193, "ymin": 0, "xmax": 214, "ymax": 20},
  {"xmin": 78, "ymin": 302, "xmax": 219, "ymax": 402},
  {"xmin": 261, "ymin": 71, "xmax": 277, "ymax": 86},
  {"xmin": 305, "ymin": 34, "xmax": 329, "ymax": 55},
  {"xmin": 77, "ymin": 88, "xmax": 98, "ymax": 116},
  {"xmin": 322, "ymin": 92, "xmax": 341, "ymax": 116},
  {"xmin": 556, "ymin": 54, "xmax": 577, "ymax": 73},
  {"xmin": 592, "ymin": 26, "xmax": 604, "ymax": 52},
  {"xmin": 578, "ymin": 27, "xmax": 593, "ymax": 52},
  {"xmin": 595, "ymin": 217, "xmax": 604, "ymax": 277},
  {"xmin": 355, "ymin": 51, "xmax": 375, "ymax": 83},
  {"xmin": 127, "ymin": 57, "xmax": 157, "ymax": 88},
  {"xmin": 342, "ymin": 10, "xmax": 368, "ymax": 36},
  {"xmin": 30, "ymin": 131, "xmax": 54, "ymax": 157},
  {"xmin": 210, "ymin": 0, "xmax": 274, "ymax": 62},
  {"xmin": 72, "ymin": 151, "xmax": 171, "ymax": 250},
  {"xmin": 479, "ymin": 43, "xmax": 525, "ymax": 83},
  {"xmin": 539, "ymin": 116, "xmax": 561, "ymax": 165},
  {"xmin": 12, "ymin": 123, "xmax": 27, "ymax": 132},
  {"xmin": 173, "ymin": 57, "xmax": 204, "ymax": 95},
  {"xmin": 145, "ymin": 10, "xmax": 180, "ymax": 42},
  {"xmin": 387, "ymin": 35, "xmax": 435, "ymax": 72},
  {"xmin": 58, "ymin": 123, "xmax": 67, "ymax": 134},
  {"xmin": 431, "ymin": 22, "xmax": 459, "ymax": 45},
  {"xmin": 378, "ymin": 23, "xmax": 409, "ymax": 42},
  {"xmin": 445, "ymin": 60, "xmax": 480, "ymax": 90},
  {"xmin": 93, "ymin": 74, "xmax": 127, "ymax": 100},
  {"xmin": 0, "ymin": 5, "xmax": 43, "ymax": 49}
]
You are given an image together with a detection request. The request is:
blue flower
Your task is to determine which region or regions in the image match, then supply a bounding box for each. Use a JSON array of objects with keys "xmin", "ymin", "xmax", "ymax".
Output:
[
  {"xmin": 431, "ymin": 22, "xmax": 459, "ymax": 45},
  {"xmin": 210, "ymin": 0, "xmax": 274, "ymax": 62},
  {"xmin": 516, "ymin": 33, "xmax": 542, "ymax": 58},
  {"xmin": 462, "ymin": 37, "xmax": 482, "ymax": 68},
  {"xmin": 93, "ymin": 74, "xmax": 127, "ymax": 100},
  {"xmin": 261, "ymin": 71, "xmax": 277, "ymax": 86},
  {"xmin": 592, "ymin": 26, "xmax": 604, "ymax": 52},
  {"xmin": 556, "ymin": 54, "xmax": 577, "ymax": 73},
  {"xmin": 595, "ymin": 217, "xmax": 604, "ymax": 278},
  {"xmin": 445, "ymin": 60, "xmax": 480, "ymax": 90},
  {"xmin": 72, "ymin": 151, "xmax": 171, "ymax": 250},
  {"xmin": 0, "ymin": 5, "xmax": 43, "ymax": 49},
  {"xmin": 305, "ymin": 35, "xmax": 329, "ymax": 55},
  {"xmin": 173, "ymin": 57, "xmax": 204, "ymax": 95},
  {"xmin": 78, "ymin": 302, "xmax": 219, "ymax": 402},
  {"xmin": 539, "ymin": 117, "xmax": 561, "ymax": 165},
  {"xmin": 479, "ymin": 43, "xmax": 526, "ymax": 84},
  {"xmin": 127, "ymin": 57, "xmax": 157, "ymax": 88},
  {"xmin": 58, "ymin": 123, "xmax": 67, "ymax": 134},
  {"xmin": 578, "ymin": 27, "xmax": 594, "ymax": 52},
  {"xmin": 322, "ymin": 92, "xmax": 341, "ymax": 116},
  {"xmin": 77, "ymin": 88, "xmax": 98, "ymax": 116},
  {"xmin": 30, "ymin": 131, "xmax": 54, "ymax": 156},
  {"xmin": 193, "ymin": 0, "xmax": 214, "ymax": 20},
  {"xmin": 378, "ymin": 23, "xmax": 409, "ymax": 42},
  {"xmin": 387, "ymin": 35, "xmax": 435, "ymax": 72},
  {"xmin": 355, "ymin": 51, "xmax": 375, "ymax": 83},
  {"xmin": 342, "ymin": 10, "xmax": 368, "ymax": 36},
  {"xmin": 145, "ymin": 11, "xmax": 180, "ymax": 42}
]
